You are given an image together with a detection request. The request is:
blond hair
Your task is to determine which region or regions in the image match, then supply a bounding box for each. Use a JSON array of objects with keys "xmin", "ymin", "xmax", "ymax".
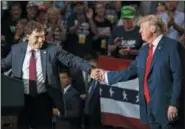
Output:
[{"xmin": 139, "ymin": 15, "xmax": 167, "ymax": 35}]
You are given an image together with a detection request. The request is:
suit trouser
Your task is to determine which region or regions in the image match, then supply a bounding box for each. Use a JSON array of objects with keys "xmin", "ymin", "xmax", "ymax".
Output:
[
  {"xmin": 147, "ymin": 103, "xmax": 178, "ymax": 129},
  {"xmin": 18, "ymin": 93, "xmax": 53, "ymax": 129}
]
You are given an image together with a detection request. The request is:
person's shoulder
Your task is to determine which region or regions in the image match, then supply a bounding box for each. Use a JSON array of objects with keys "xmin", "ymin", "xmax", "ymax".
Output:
[
  {"xmin": 70, "ymin": 86, "xmax": 80, "ymax": 96},
  {"xmin": 44, "ymin": 42, "xmax": 57, "ymax": 51},
  {"xmin": 11, "ymin": 42, "xmax": 26, "ymax": 50},
  {"xmin": 163, "ymin": 36, "xmax": 177, "ymax": 43}
]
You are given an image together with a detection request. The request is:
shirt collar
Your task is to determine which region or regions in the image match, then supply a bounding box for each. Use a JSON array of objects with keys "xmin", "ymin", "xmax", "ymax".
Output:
[
  {"xmin": 152, "ymin": 34, "xmax": 163, "ymax": 47},
  {"xmin": 63, "ymin": 84, "xmax": 71, "ymax": 94},
  {"xmin": 27, "ymin": 44, "xmax": 39, "ymax": 52}
]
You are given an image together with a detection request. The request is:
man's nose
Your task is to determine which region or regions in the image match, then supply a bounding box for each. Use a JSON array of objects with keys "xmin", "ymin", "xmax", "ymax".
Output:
[{"xmin": 38, "ymin": 37, "xmax": 44, "ymax": 42}]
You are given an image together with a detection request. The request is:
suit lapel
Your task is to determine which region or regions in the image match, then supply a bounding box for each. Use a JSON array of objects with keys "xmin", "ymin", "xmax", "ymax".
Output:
[
  {"xmin": 87, "ymin": 80, "xmax": 98, "ymax": 103},
  {"xmin": 140, "ymin": 45, "xmax": 149, "ymax": 80},
  {"xmin": 40, "ymin": 48, "xmax": 47, "ymax": 81},
  {"xmin": 18, "ymin": 42, "xmax": 27, "ymax": 77},
  {"xmin": 148, "ymin": 37, "xmax": 165, "ymax": 77},
  {"xmin": 64, "ymin": 86, "xmax": 72, "ymax": 101},
  {"xmin": 143, "ymin": 45, "xmax": 149, "ymax": 65}
]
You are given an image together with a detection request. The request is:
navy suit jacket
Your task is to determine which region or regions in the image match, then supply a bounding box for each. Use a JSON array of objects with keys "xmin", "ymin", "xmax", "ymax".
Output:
[
  {"xmin": 107, "ymin": 36, "xmax": 182, "ymax": 125},
  {"xmin": 56, "ymin": 86, "xmax": 83, "ymax": 129},
  {"xmin": 1, "ymin": 42, "xmax": 92, "ymax": 113}
]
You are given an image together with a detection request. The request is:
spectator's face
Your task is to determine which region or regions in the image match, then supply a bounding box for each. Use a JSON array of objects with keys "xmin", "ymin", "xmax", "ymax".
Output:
[
  {"xmin": 114, "ymin": 1, "xmax": 122, "ymax": 12},
  {"xmin": 75, "ymin": 4, "xmax": 85, "ymax": 15},
  {"xmin": 47, "ymin": 11, "xmax": 60, "ymax": 24},
  {"xmin": 165, "ymin": 1, "xmax": 178, "ymax": 12},
  {"xmin": 139, "ymin": 22, "xmax": 153, "ymax": 42},
  {"xmin": 37, "ymin": 12, "xmax": 47, "ymax": 24},
  {"xmin": 122, "ymin": 18, "xmax": 135, "ymax": 30},
  {"xmin": 11, "ymin": 5, "xmax": 22, "ymax": 20},
  {"xmin": 27, "ymin": 6, "xmax": 38, "ymax": 20},
  {"xmin": 27, "ymin": 30, "xmax": 45, "ymax": 49},
  {"xmin": 157, "ymin": 5, "xmax": 166, "ymax": 14},
  {"xmin": 15, "ymin": 23, "xmax": 24, "ymax": 34},
  {"xmin": 59, "ymin": 73, "xmax": 71, "ymax": 88},
  {"xmin": 95, "ymin": 3, "xmax": 105, "ymax": 17}
]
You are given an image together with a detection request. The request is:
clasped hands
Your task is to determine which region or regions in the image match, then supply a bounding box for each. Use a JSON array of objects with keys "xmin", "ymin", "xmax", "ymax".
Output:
[{"xmin": 90, "ymin": 68, "xmax": 105, "ymax": 81}]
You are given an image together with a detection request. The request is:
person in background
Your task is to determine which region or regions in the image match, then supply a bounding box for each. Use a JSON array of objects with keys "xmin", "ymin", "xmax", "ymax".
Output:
[
  {"xmin": 104, "ymin": 1, "xmax": 118, "ymax": 26},
  {"xmin": 66, "ymin": 2, "xmax": 98, "ymax": 57},
  {"xmin": 26, "ymin": 1, "xmax": 39, "ymax": 21},
  {"xmin": 108, "ymin": 6, "xmax": 143, "ymax": 60},
  {"xmin": 70, "ymin": 52, "xmax": 98, "ymax": 101},
  {"xmin": 117, "ymin": 1, "xmax": 143, "ymax": 26},
  {"xmin": 82, "ymin": 53, "xmax": 102, "ymax": 129},
  {"xmin": 93, "ymin": 2, "xmax": 113, "ymax": 55},
  {"xmin": 36, "ymin": 5, "xmax": 48, "ymax": 26},
  {"xmin": 70, "ymin": 52, "xmax": 99, "ymax": 129},
  {"xmin": 2, "ymin": 2, "xmax": 23, "ymax": 47},
  {"xmin": 159, "ymin": 1, "xmax": 185, "ymax": 40},
  {"xmin": 54, "ymin": 1, "xmax": 73, "ymax": 28},
  {"xmin": 156, "ymin": 2, "xmax": 167, "ymax": 15},
  {"xmin": 53, "ymin": 69, "xmax": 83, "ymax": 129},
  {"xmin": 45, "ymin": 7, "xmax": 66, "ymax": 48},
  {"xmin": 14, "ymin": 18, "xmax": 28, "ymax": 43},
  {"xmin": 114, "ymin": 1, "xmax": 123, "ymax": 20}
]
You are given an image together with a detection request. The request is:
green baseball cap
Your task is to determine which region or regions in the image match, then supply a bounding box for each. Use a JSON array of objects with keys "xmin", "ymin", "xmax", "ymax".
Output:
[{"xmin": 121, "ymin": 6, "xmax": 136, "ymax": 19}]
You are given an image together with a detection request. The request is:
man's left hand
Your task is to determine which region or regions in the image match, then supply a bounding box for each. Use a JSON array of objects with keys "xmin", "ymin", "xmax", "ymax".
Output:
[
  {"xmin": 167, "ymin": 106, "xmax": 178, "ymax": 121},
  {"xmin": 80, "ymin": 94, "xmax": 87, "ymax": 100}
]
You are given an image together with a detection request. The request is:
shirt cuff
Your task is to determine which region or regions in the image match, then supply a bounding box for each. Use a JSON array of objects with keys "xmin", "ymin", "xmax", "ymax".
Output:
[
  {"xmin": 104, "ymin": 71, "xmax": 109, "ymax": 85},
  {"xmin": 57, "ymin": 111, "xmax": 61, "ymax": 117}
]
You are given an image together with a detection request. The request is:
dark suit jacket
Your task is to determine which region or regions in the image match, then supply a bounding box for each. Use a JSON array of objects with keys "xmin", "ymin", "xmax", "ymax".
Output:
[
  {"xmin": 70, "ymin": 68, "xmax": 87, "ymax": 94},
  {"xmin": 1, "ymin": 42, "xmax": 92, "ymax": 114},
  {"xmin": 107, "ymin": 36, "xmax": 182, "ymax": 125},
  {"xmin": 84, "ymin": 80, "xmax": 101, "ymax": 127},
  {"xmin": 56, "ymin": 86, "xmax": 83, "ymax": 129}
]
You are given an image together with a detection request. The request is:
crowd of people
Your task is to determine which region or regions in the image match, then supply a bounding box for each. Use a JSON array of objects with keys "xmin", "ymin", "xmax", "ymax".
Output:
[{"xmin": 1, "ymin": 1, "xmax": 185, "ymax": 129}]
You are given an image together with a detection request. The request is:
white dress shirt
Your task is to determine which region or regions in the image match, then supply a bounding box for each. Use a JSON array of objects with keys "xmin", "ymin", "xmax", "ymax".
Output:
[
  {"xmin": 104, "ymin": 35, "xmax": 164, "ymax": 85},
  {"xmin": 22, "ymin": 45, "xmax": 46, "ymax": 94},
  {"xmin": 63, "ymin": 84, "xmax": 71, "ymax": 94},
  {"xmin": 152, "ymin": 34, "xmax": 163, "ymax": 54}
]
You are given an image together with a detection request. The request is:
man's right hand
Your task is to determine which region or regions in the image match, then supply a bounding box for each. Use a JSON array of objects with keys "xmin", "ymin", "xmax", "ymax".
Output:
[
  {"xmin": 90, "ymin": 68, "xmax": 105, "ymax": 81},
  {"xmin": 53, "ymin": 108, "xmax": 60, "ymax": 116}
]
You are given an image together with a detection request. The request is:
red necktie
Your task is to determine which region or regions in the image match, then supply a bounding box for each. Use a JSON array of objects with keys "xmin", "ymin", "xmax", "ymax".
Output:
[
  {"xmin": 29, "ymin": 50, "xmax": 37, "ymax": 96},
  {"xmin": 144, "ymin": 44, "xmax": 153, "ymax": 103}
]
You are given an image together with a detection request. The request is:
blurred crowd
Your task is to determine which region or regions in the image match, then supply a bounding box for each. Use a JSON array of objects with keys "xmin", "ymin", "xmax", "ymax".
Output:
[
  {"xmin": 1, "ymin": 1, "xmax": 184, "ymax": 59},
  {"xmin": 1, "ymin": 1, "xmax": 185, "ymax": 129}
]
